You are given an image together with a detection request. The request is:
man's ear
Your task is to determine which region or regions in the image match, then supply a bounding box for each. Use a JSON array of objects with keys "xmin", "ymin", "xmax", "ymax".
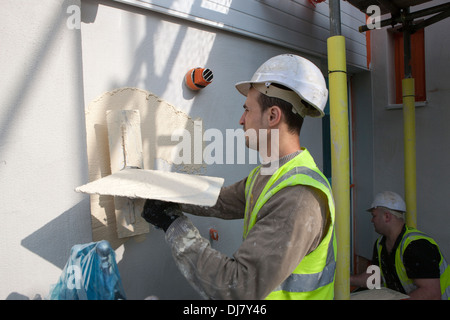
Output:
[
  {"xmin": 268, "ymin": 106, "xmax": 282, "ymax": 126},
  {"xmin": 384, "ymin": 211, "xmax": 392, "ymax": 223}
]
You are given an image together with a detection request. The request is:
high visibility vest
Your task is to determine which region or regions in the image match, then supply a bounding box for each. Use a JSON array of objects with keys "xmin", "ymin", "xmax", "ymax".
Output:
[
  {"xmin": 376, "ymin": 226, "xmax": 450, "ymax": 300},
  {"xmin": 243, "ymin": 148, "xmax": 336, "ymax": 300}
]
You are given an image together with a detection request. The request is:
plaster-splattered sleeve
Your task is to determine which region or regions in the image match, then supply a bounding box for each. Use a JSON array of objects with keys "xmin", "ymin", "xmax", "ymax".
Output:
[
  {"xmin": 180, "ymin": 178, "xmax": 247, "ymax": 220},
  {"xmin": 165, "ymin": 185, "xmax": 327, "ymax": 300}
]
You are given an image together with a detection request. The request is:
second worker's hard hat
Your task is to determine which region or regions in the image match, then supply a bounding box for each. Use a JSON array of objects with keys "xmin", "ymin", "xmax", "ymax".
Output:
[
  {"xmin": 367, "ymin": 191, "xmax": 407, "ymax": 213},
  {"xmin": 235, "ymin": 54, "xmax": 328, "ymax": 118}
]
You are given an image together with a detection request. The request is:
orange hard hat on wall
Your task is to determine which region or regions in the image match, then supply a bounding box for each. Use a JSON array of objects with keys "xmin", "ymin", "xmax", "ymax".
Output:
[{"xmin": 185, "ymin": 67, "xmax": 213, "ymax": 90}]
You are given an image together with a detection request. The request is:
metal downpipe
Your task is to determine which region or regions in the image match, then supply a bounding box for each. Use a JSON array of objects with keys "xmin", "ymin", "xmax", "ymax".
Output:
[
  {"xmin": 402, "ymin": 12, "xmax": 417, "ymax": 228},
  {"xmin": 327, "ymin": 34, "xmax": 350, "ymax": 299},
  {"xmin": 403, "ymin": 78, "xmax": 417, "ymax": 228}
]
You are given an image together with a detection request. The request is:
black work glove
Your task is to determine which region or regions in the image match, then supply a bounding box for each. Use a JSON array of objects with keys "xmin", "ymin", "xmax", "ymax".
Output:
[{"xmin": 141, "ymin": 199, "xmax": 183, "ymax": 232}]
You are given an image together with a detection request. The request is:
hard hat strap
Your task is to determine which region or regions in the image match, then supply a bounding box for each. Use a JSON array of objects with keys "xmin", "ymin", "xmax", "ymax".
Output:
[
  {"xmin": 252, "ymin": 82, "xmax": 306, "ymax": 117},
  {"xmin": 377, "ymin": 206, "xmax": 406, "ymax": 220}
]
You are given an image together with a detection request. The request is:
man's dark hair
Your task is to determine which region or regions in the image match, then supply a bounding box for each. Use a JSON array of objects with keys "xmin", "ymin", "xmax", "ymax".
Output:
[{"xmin": 255, "ymin": 84, "xmax": 304, "ymax": 135}]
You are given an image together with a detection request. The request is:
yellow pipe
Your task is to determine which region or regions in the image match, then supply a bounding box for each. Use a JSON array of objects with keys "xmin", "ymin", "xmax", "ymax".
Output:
[
  {"xmin": 327, "ymin": 35, "xmax": 350, "ymax": 300},
  {"xmin": 402, "ymin": 78, "xmax": 417, "ymax": 228}
]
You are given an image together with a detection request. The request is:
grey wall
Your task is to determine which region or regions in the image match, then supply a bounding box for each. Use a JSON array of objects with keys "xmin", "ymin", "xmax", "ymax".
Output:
[
  {"xmin": 113, "ymin": 0, "xmax": 367, "ymax": 68},
  {"xmin": 351, "ymin": 71, "xmax": 376, "ymax": 260}
]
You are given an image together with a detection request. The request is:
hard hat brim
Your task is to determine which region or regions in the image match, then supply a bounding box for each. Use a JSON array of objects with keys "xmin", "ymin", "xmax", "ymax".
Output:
[
  {"xmin": 235, "ymin": 81, "xmax": 251, "ymax": 97},
  {"xmin": 234, "ymin": 80, "xmax": 325, "ymax": 118}
]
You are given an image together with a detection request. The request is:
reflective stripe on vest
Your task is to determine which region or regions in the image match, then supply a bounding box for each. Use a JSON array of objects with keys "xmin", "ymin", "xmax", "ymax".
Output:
[
  {"xmin": 276, "ymin": 229, "xmax": 336, "ymax": 293},
  {"xmin": 377, "ymin": 227, "xmax": 450, "ymax": 300},
  {"xmin": 243, "ymin": 149, "xmax": 336, "ymax": 299}
]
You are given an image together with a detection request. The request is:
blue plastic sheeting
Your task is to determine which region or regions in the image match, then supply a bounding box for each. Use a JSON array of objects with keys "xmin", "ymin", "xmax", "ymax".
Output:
[{"xmin": 48, "ymin": 240, "xmax": 126, "ymax": 300}]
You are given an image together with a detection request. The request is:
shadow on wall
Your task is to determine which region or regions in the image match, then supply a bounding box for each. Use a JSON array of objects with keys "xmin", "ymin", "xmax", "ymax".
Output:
[
  {"xmin": 21, "ymin": 199, "xmax": 92, "ymax": 270},
  {"xmin": 118, "ymin": 225, "xmax": 203, "ymax": 300},
  {"xmin": 5, "ymin": 292, "xmax": 42, "ymax": 300},
  {"xmin": 0, "ymin": 0, "xmax": 74, "ymax": 149}
]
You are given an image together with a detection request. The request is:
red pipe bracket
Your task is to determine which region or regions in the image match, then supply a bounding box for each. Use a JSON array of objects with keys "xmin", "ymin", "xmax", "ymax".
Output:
[{"xmin": 209, "ymin": 228, "xmax": 219, "ymax": 241}]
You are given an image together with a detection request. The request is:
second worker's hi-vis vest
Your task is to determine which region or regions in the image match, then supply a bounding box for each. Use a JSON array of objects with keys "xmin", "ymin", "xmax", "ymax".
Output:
[
  {"xmin": 376, "ymin": 226, "xmax": 450, "ymax": 300},
  {"xmin": 243, "ymin": 148, "xmax": 336, "ymax": 300}
]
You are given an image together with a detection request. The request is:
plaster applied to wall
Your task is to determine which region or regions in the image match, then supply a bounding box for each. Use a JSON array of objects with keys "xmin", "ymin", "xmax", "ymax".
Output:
[{"xmin": 84, "ymin": 87, "xmax": 207, "ymax": 248}]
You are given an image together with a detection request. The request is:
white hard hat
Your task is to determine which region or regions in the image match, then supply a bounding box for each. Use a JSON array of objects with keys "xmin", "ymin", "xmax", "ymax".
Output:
[
  {"xmin": 235, "ymin": 54, "xmax": 328, "ymax": 118},
  {"xmin": 367, "ymin": 191, "xmax": 407, "ymax": 213}
]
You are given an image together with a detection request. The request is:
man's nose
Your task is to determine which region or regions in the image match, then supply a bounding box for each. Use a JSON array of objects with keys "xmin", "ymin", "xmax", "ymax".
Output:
[{"xmin": 239, "ymin": 112, "xmax": 245, "ymax": 126}]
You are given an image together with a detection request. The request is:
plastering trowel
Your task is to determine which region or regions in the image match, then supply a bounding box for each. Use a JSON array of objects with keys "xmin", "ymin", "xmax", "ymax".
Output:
[{"xmin": 75, "ymin": 166, "xmax": 224, "ymax": 207}]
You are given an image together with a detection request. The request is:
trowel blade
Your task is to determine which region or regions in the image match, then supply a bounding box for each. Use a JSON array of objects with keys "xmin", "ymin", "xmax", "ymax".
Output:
[{"xmin": 75, "ymin": 168, "xmax": 224, "ymax": 207}]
